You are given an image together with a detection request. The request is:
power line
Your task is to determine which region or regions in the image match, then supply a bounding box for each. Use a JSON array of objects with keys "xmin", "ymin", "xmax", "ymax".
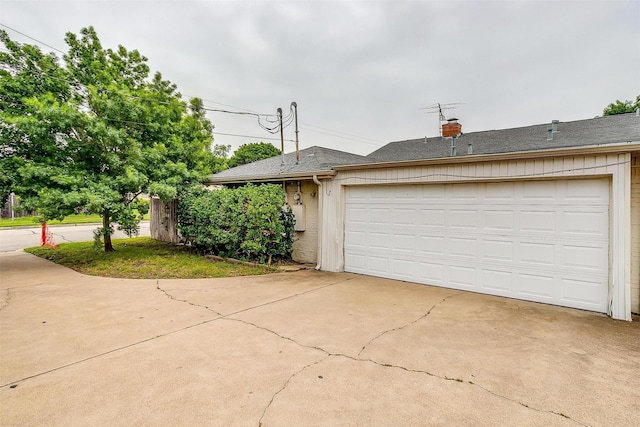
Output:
[
  {"xmin": 299, "ymin": 126, "xmax": 383, "ymax": 147},
  {"xmin": 301, "ymin": 122, "xmax": 382, "ymax": 143},
  {"xmin": 214, "ymin": 131, "xmax": 294, "ymax": 143},
  {"xmin": 1, "ymin": 25, "xmax": 382, "ymax": 148},
  {"xmin": 0, "ymin": 23, "xmax": 66, "ymax": 54}
]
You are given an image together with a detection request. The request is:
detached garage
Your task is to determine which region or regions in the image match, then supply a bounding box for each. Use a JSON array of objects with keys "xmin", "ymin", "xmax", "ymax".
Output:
[
  {"xmin": 316, "ymin": 113, "xmax": 640, "ymax": 321},
  {"xmin": 344, "ymin": 179, "xmax": 610, "ymax": 313}
]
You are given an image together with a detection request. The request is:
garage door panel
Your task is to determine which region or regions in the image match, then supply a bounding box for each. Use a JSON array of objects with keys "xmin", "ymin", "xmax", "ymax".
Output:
[
  {"xmin": 561, "ymin": 245, "xmax": 607, "ymax": 272},
  {"xmin": 449, "ymin": 237, "xmax": 477, "ymax": 258},
  {"xmin": 345, "ymin": 179, "xmax": 610, "ymax": 313},
  {"xmin": 418, "ymin": 261, "xmax": 445, "ymax": 283},
  {"xmin": 449, "ymin": 265, "xmax": 476, "ymax": 288},
  {"xmin": 369, "ymin": 232, "xmax": 390, "ymax": 250},
  {"xmin": 393, "ymin": 233, "xmax": 416, "ymax": 252},
  {"xmin": 346, "ymin": 206, "xmax": 367, "ymax": 224},
  {"xmin": 370, "ymin": 208, "xmax": 390, "ymax": 224},
  {"xmin": 449, "ymin": 209, "xmax": 478, "ymax": 229},
  {"xmin": 484, "ymin": 182, "xmax": 516, "ymax": 200},
  {"xmin": 367, "ymin": 255, "xmax": 389, "ymax": 274},
  {"xmin": 393, "ymin": 208, "xmax": 417, "ymax": 225},
  {"xmin": 345, "ymin": 253, "xmax": 366, "ymax": 272},
  {"xmin": 419, "ymin": 209, "xmax": 446, "ymax": 227},
  {"xmin": 561, "ymin": 211, "xmax": 608, "ymax": 236},
  {"xmin": 418, "ymin": 185, "xmax": 446, "ymax": 199},
  {"xmin": 560, "ymin": 278, "xmax": 606, "ymax": 309},
  {"xmin": 450, "ymin": 183, "xmax": 478, "ymax": 199},
  {"xmin": 522, "ymin": 182, "xmax": 558, "ymax": 201},
  {"xmin": 391, "ymin": 258, "xmax": 416, "ymax": 279},
  {"xmin": 519, "ymin": 210, "xmax": 557, "ymax": 232},
  {"xmin": 520, "ymin": 242, "xmax": 556, "ymax": 266},
  {"xmin": 418, "ymin": 235, "xmax": 446, "ymax": 255},
  {"xmin": 563, "ymin": 179, "xmax": 609, "ymax": 202},
  {"xmin": 345, "ymin": 230, "xmax": 366, "ymax": 248},
  {"xmin": 482, "ymin": 239, "xmax": 514, "ymax": 262},
  {"xmin": 518, "ymin": 273, "xmax": 555, "ymax": 298},
  {"xmin": 480, "ymin": 269, "xmax": 514, "ymax": 293},
  {"xmin": 484, "ymin": 210, "xmax": 515, "ymax": 231}
]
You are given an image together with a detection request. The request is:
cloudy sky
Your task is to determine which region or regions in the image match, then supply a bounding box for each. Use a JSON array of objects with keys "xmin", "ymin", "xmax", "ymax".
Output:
[{"xmin": 1, "ymin": 0, "xmax": 639, "ymax": 156}]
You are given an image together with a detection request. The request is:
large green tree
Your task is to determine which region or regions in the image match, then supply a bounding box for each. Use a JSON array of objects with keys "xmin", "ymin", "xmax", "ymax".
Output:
[
  {"xmin": 227, "ymin": 142, "xmax": 281, "ymax": 169},
  {"xmin": 603, "ymin": 95, "xmax": 640, "ymax": 116},
  {"xmin": 0, "ymin": 27, "xmax": 214, "ymax": 250}
]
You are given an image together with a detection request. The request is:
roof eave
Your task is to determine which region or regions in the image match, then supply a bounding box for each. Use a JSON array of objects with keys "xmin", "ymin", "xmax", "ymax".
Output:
[
  {"xmin": 337, "ymin": 141, "xmax": 640, "ymax": 171},
  {"xmin": 208, "ymin": 170, "xmax": 336, "ymax": 185}
]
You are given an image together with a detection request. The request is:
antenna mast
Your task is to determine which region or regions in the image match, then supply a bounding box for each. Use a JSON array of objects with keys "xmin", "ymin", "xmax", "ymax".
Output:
[{"xmin": 421, "ymin": 102, "xmax": 465, "ymax": 136}]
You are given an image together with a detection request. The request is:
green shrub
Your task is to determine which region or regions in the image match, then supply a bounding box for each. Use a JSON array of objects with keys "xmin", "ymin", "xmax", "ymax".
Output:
[{"xmin": 177, "ymin": 184, "xmax": 295, "ymax": 263}]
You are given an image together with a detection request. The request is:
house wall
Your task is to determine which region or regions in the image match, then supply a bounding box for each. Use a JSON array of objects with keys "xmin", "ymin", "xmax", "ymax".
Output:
[
  {"xmin": 319, "ymin": 153, "xmax": 633, "ymax": 320},
  {"xmin": 631, "ymin": 153, "xmax": 640, "ymax": 314},
  {"xmin": 284, "ymin": 181, "xmax": 318, "ymax": 264}
]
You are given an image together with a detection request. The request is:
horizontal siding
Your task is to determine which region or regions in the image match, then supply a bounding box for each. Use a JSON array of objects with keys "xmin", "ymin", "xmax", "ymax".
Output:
[{"xmin": 336, "ymin": 155, "xmax": 623, "ymax": 185}]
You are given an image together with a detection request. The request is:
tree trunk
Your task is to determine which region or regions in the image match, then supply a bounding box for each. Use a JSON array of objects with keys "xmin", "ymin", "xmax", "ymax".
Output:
[{"xmin": 103, "ymin": 211, "xmax": 115, "ymax": 252}]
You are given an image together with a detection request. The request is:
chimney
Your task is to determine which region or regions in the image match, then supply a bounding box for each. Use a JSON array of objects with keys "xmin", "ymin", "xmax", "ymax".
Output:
[
  {"xmin": 467, "ymin": 143, "xmax": 473, "ymax": 155},
  {"xmin": 442, "ymin": 118, "xmax": 462, "ymax": 138},
  {"xmin": 547, "ymin": 128, "xmax": 553, "ymax": 140},
  {"xmin": 551, "ymin": 119, "xmax": 559, "ymax": 133}
]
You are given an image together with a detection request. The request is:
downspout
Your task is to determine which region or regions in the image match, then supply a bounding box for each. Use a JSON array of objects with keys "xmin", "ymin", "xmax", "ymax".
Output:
[{"xmin": 312, "ymin": 174, "xmax": 323, "ymax": 270}]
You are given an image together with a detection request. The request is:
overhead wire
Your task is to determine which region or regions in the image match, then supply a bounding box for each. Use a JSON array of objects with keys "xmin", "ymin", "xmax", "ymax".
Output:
[
  {"xmin": 1, "ymin": 24, "xmax": 383, "ymax": 148},
  {"xmin": 0, "ymin": 22, "xmax": 66, "ymax": 54}
]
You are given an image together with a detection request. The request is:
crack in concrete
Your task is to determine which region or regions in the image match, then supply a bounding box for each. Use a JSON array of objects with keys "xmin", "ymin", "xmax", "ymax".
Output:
[
  {"xmin": 230, "ymin": 305, "xmax": 587, "ymax": 427},
  {"xmin": 1, "ymin": 276, "xmax": 351, "ymax": 388},
  {"xmin": 55, "ymin": 234, "xmax": 74, "ymax": 243},
  {"xmin": 257, "ymin": 355, "xmax": 330, "ymax": 427},
  {"xmin": 356, "ymin": 291, "xmax": 464, "ymax": 357},
  {"xmin": 2, "ymin": 274, "xmax": 588, "ymax": 426},
  {"xmin": 469, "ymin": 382, "xmax": 590, "ymax": 426},
  {"xmin": 156, "ymin": 281, "xmax": 223, "ymax": 316},
  {"xmin": 155, "ymin": 277, "xmax": 354, "ymax": 320},
  {"xmin": 0, "ymin": 288, "xmax": 11, "ymax": 311}
]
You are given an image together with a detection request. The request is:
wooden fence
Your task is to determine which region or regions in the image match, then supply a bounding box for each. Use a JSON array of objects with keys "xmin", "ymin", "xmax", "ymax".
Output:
[{"xmin": 150, "ymin": 198, "xmax": 180, "ymax": 243}]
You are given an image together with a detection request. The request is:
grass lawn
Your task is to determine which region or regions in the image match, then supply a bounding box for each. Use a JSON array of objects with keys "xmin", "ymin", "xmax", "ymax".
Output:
[
  {"xmin": 0, "ymin": 212, "xmax": 150, "ymax": 228},
  {"xmin": 24, "ymin": 237, "xmax": 274, "ymax": 279}
]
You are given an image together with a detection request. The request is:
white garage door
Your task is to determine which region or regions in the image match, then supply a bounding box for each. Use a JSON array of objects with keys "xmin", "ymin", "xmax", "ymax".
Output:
[{"xmin": 344, "ymin": 179, "xmax": 610, "ymax": 312}]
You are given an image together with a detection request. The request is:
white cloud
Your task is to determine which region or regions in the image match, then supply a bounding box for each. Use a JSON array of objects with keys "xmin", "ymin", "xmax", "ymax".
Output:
[{"xmin": 2, "ymin": 0, "xmax": 639, "ymax": 155}]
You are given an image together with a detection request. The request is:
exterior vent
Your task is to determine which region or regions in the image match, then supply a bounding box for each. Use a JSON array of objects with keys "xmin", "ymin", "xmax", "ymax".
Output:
[{"xmin": 442, "ymin": 118, "xmax": 462, "ymax": 138}]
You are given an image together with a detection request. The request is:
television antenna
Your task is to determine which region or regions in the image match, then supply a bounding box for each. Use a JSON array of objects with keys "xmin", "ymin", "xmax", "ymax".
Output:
[{"xmin": 421, "ymin": 102, "xmax": 465, "ymax": 136}]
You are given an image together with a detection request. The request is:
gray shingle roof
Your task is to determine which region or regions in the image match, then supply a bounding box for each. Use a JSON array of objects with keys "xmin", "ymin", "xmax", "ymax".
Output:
[
  {"xmin": 210, "ymin": 146, "xmax": 371, "ymax": 183},
  {"xmin": 367, "ymin": 113, "xmax": 640, "ymax": 163}
]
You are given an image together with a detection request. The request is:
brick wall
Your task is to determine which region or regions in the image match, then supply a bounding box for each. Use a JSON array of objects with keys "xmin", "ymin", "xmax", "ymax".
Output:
[{"xmin": 285, "ymin": 181, "xmax": 318, "ymax": 264}]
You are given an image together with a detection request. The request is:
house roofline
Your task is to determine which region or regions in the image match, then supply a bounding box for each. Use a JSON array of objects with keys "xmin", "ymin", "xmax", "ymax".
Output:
[
  {"xmin": 208, "ymin": 170, "xmax": 336, "ymax": 185},
  {"xmin": 334, "ymin": 141, "xmax": 640, "ymax": 171}
]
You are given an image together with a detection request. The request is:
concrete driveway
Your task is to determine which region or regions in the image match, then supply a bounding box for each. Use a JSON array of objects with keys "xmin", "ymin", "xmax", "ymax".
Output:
[{"xmin": 1, "ymin": 251, "xmax": 638, "ymax": 426}]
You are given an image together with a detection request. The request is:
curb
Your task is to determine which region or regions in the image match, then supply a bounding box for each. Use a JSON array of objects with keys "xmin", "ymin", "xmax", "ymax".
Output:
[{"xmin": 0, "ymin": 221, "xmax": 150, "ymax": 231}]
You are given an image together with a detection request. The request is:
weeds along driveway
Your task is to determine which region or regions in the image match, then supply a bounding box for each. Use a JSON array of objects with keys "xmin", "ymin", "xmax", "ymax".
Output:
[{"xmin": 1, "ymin": 251, "xmax": 639, "ymax": 426}]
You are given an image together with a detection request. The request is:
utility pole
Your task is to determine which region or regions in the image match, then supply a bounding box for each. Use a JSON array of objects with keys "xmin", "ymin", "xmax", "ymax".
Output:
[
  {"xmin": 277, "ymin": 107, "xmax": 284, "ymax": 165},
  {"xmin": 292, "ymin": 102, "xmax": 299, "ymax": 164}
]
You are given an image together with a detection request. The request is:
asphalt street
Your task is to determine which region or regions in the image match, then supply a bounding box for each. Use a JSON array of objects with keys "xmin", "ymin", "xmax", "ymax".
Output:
[{"xmin": 0, "ymin": 222, "xmax": 150, "ymax": 252}]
